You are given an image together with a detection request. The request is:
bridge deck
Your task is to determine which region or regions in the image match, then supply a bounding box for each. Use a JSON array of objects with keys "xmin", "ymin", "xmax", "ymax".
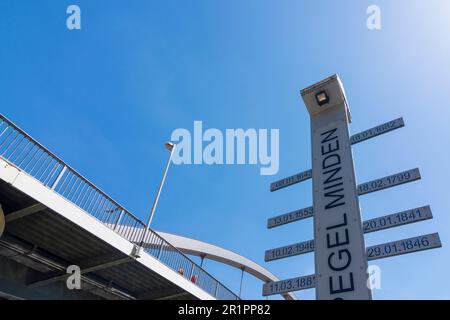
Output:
[
  {"xmin": 0, "ymin": 170, "xmax": 205, "ymax": 300},
  {"xmin": 0, "ymin": 114, "xmax": 238, "ymax": 300}
]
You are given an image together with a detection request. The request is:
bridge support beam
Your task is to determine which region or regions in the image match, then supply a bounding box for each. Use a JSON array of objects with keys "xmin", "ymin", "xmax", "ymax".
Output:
[
  {"xmin": 5, "ymin": 203, "xmax": 46, "ymax": 223},
  {"xmin": 156, "ymin": 291, "xmax": 191, "ymax": 300},
  {"xmin": 28, "ymin": 256, "xmax": 134, "ymax": 288},
  {"xmin": 138, "ymin": 286, "xmax": 188, "ymax": 300}
]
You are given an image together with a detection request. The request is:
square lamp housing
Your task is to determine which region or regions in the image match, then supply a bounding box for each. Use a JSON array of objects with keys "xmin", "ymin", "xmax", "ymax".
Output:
[
  {"xmin": 300, "ymin": 74, "xmax": 351, "ymax": 121},
  {"xmin": 315, "ymin": 91, "xmax": 329, "ymax": 106}
]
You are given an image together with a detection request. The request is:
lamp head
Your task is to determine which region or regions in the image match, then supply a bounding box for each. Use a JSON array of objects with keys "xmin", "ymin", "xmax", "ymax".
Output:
[
  {"xmin": 165, "ymin": 142, "xmax": 175, "ymax": 151},
  {"xmin": 300, "ymin": 74, "xmax": 351, "ymax": 122}
]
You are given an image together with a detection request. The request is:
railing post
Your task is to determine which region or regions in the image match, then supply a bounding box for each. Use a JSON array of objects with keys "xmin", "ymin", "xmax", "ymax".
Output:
[
  {"xmin": 51, "ymin": 165, "xmax": 67, "ymax": 190},
  {"xmin": 114, "ymin": 209, "xmax": 125, "ymax": 231},
  {"xmin": 156, "ymin": 241, "xmax": 164, "ymax": 259},
  {"xmin": 214, "ymin": 282, "xmax": 219, "ymax": 298},
  {"xmin": 189, "ymin": 263, "xmax": 195, "ymax": 280}
]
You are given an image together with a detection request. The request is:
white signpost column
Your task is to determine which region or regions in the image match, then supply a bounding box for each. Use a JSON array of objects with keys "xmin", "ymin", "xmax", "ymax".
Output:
[
  {"xmin": 301, "ymin": 75, "xmax": 372, "ymax": 300},
  {"xmin": 262, "ymin": 75, "xmax": 441, "ymax": 299}
]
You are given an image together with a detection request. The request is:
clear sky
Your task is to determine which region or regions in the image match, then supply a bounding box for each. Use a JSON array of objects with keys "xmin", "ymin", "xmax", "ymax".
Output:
[{"xmin": 1, "ymin": 0, "xmax": 450, "ymax": 299}]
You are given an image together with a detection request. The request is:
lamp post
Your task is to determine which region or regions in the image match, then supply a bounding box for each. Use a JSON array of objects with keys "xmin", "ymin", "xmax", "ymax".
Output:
[{"xmin": 139, "ymin": 142, "xmax": 176, "ymax": 246}]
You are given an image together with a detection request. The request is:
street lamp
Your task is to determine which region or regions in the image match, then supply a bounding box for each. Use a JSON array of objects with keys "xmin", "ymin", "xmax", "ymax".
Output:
[{"xmin": 139, "ymin": 141, "xmax": 176, "ymax": 247}]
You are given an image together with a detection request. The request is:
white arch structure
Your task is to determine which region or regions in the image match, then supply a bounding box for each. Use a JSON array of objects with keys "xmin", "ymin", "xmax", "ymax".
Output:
[
  {"xmin": 110, "ymin": 223, "xmax": 297, "ymax": 300},
  {"xmin": 154, "ymin": 231, "xmax": 296, "ymax": 300},
  {"xmin": 111, "ymin": 224, "xmax": 296, "ymax": 300}
]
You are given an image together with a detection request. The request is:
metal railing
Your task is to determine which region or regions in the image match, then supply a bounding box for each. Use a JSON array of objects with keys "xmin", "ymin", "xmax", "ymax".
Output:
[{"xmin": 0, "ymin": 114, "xmax": 239, "ymax": 300}]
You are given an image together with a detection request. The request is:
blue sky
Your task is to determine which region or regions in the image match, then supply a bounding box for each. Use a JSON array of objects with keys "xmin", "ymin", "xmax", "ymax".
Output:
[{"xmin": 1, "ymin": 0, "xmax": 450, "ymax": 299}]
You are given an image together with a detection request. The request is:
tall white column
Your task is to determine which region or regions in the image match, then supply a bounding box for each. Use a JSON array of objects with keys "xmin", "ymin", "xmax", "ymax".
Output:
[{"xmin": 301, "ymin": 75, "xmax": 372, "ymax": 300}]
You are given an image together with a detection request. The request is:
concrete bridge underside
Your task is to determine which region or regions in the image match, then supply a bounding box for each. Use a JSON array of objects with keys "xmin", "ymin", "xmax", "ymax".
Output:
[{"xmin": 0, "ymin": 177, "xmax": 201, "ymax": 300}]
